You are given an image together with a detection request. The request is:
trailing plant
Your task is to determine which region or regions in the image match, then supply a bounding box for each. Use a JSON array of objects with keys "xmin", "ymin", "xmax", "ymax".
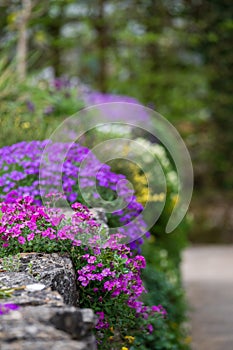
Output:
[
  {"xmin": 0, "ymin": 141, "xmax": 148, "ymax": 251},
  {"xmin": 0, "ymin": 194, "xmax": 166, "ymax": 349}
]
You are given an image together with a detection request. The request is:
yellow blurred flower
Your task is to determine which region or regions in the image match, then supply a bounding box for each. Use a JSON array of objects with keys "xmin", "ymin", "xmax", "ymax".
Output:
[
  {"xmin": 184, "ymin": 335, "xmax": 192, "ymax": 344},
  {"xmin": 150, "ymin": 192, "xmax": 166, "ymax": 202},
  {"xmin": 22, "ymin": 122, "xmax": 30, "ymax": 129},
  {"xmin": 172, "ymin": 194, "xmax": 179, "ymax": 206},
  {"xmin": 125, "ymin": 335, "xmax": 135, "ymax": 343},
  {"xmin": 121, "ymin": 347, "xmax": 128, "ymax": 350}
]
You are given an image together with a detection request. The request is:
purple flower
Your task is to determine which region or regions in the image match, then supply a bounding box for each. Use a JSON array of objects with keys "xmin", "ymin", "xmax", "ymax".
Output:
[
  {"xmin": 147, "ymin": 324, "xmax": 153, "ymax": 333},
  {"xmin": 87, "ymin": 256, "xmax": 96, "ymax": 264},
  {"xmin": 26, "ymin": 100, "xmax": 35, "ymax": 113},
  {"xmin": 77, "ymin": 275, "xmax": 89, "ymax": 287},
  {"xmin": 18, "ymin": 236, "xmax": 25, "ymax": 244},
  {"xmin": 53, "ymin": 77, "xmax": 70, "ymax": 91},
  {"xmin": 0, "ymin": 303, "xmax": 19, "ymax": 315},
  {"xmin": 27, "ymin": 233, "xmax": 34, "ymax": 241},
  {"xmin": 101, "ymin": 268, "xmax": 111, "ymax": 277},
  {"xmin": 43, "ymin": 105, "xmax": 54, "ymax": 115},
  {"xmin": 96, "ymin": 311, "xmax": 109, "ymax": 329},
  {"xmin": 0, "ymin": 140, "xmax": 149, "ymax": 251}
]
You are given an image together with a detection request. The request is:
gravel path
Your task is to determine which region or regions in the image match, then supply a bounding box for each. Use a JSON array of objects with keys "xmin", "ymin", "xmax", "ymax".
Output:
[{"xmin": 182, "ymin": 246, "xmax": 233, "ymax": 350}]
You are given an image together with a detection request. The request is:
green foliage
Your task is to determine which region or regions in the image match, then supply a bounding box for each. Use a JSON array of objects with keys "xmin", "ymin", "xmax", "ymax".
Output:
[
  {"xmin": 0, "ymin": 286, "xmax": 15, "ymax": 299},
  {"xmin": 0, "ymin": 58, "xmax": 85, "ymax": 147},
  {"xmin": 184, "ymin": 0, "xmax": 233, "ymax": 189},
  {"xmin": 107, "ymin": 137, "xmax": 190, "ymax": 265},
  {"xmin": 1, "ymin": 253, "xmax": 21, "ymax": 272},
  {"xmin": 137, "ymin": 241, "xmax": 190, "ymax": 350},
  {"xmin": 1, "ymin": 0, "xmax": 232, "ymax": 190}
]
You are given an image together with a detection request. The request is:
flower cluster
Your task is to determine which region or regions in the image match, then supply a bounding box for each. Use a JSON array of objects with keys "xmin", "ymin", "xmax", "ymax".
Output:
[
  {"xmin": 0, "ymin": 193, "xmax": 103, "ymax": 254},
  {"xmin": 0, "ymin": 141, "xmax": 149, "ymax": 250},
  {"xmin": 73, "ymin": 230, "xmax": 167, "ymax": 348},
  {"xmin": 134, "ymin": 138, "xmax": 178, "ymax": 193},
  {"xmin": 0, "ymin": 303, "xmax": 19, "ymax": 315},
  {"xmin": 0, "ymin": 195, "xmax": 166, "ymax": 349},
  {"xmin": 76, "ymin": 238, "xmax": 166, "ymax": 320},
  {"xmin": 84, "ymin": 91, "xmax": 150, "ymax": 124}
]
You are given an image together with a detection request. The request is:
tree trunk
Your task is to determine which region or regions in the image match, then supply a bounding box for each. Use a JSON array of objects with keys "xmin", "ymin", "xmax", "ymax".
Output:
[
  {"xmin": 95, "ymin": 0, "xmax": 108, "ymax": 92},
  {"xmin": 16, "ymin": 0, "xmax": 31, "ymax": 81}
]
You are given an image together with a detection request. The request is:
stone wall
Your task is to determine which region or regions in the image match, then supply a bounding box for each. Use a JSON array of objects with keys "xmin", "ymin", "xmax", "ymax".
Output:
[{"xmin": 0, "ymin": 253, "xmax": 97, "ymax": 350}]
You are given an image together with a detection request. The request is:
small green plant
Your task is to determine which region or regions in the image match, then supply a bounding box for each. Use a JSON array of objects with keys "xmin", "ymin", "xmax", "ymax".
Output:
[
  {"xmin": 27, "ymin": 261, "xmax": 33, "ymax": 275},
  {"xmin": 34, "ymin": 274, "xmax": 41, "ymax": 281},
  {"xmin": 1, "ymin": 253, "xmax": 21, "ymax": 272},
  {"xmin": 0, "ymin": 284, "xmax": 15, "ymax": 299},
  {"xmin": 0, "ymin": 283, "xmax": 27, "ymax": 300},
  {"xmin": 0, "ymin": 58, "xmax": 85, "ymax": 148}
]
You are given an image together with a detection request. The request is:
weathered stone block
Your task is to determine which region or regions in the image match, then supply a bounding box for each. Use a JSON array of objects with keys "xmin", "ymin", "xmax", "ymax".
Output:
[
  {"xmin": 0, "ymin": 253, "xmax": 78, "ymax": 305},
  {"xmin": 0, "ymin": 253, "xmax": 97, "ymax": 350}
]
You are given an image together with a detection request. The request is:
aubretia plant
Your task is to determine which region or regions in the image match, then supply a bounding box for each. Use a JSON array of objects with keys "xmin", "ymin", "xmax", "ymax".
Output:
[
  {"xmin": 0, "ymin": 141, "xmax": 148, "ymax": 251},
  {"xmin": 0, "ymin": 192, "xmax": 103, "ymax": 255},
  {"xmin": 73, "ymin": 235, "xmax": 167, "ymax": 349},
  {"xmin": 0, "ymin": 194, "xmax": 166, "ymax": 349}
]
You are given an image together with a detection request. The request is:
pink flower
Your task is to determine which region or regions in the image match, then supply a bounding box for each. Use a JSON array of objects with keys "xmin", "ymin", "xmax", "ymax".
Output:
[
  {"xmin": 27, "ymin": 233, "xmax": 34, "ymax": 241},
  {"xmin": 101, "ymin": 268, "xmax": 111, "ymax": 277},
  {"xmin": 72, "ymin": 240, "xmax": 81, "ymax": 246},
  {"xmin": 41, "ymin": 228, "xmax": 50, "ymax": 237},
  {"xmin": 18, "ymin": 236, "xmax": 25, "ymax": 244},
  {"xmin": 87, "ymin": 256, "xmax": 96, "ymax": 264},
  {"xmin": 96, "ymin": 311, "xmax": 104, "ymax": 320},
  {"xmin": 147, "ymin": 324, "xmax": 153, "ymax": 333},
  {"xmin": 77, "ymin": 275, "xmax": 89, "ymax": 287},
  {"xmin": 151, "ymin": 305, "xmax": 160, "ymax": 313},
  {"xmin": 82, "ymin": 254, "xmax": 90, "ymax": 260}
]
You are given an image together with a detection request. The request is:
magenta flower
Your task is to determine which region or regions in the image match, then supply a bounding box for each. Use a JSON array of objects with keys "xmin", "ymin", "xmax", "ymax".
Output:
[
  {"xmin": 0, "ymin": 303, "xmax": 19, "ymax": 315},
  {"xmin": 27, "ymin": 233, "xmax": 34, "ymax": 241},
  {"xmin": 87, "ymin": 256, "xmax": 96, "ymax": 264},
  {"xmin": 0, "ymin": 140, "xmax": 150, "ymax": 251},
  {"xmin": 96, "ymin": 311, "xmax": 109, "ymax": 329},
  {"xmin": 147, "ymin": 324, "xmax": 153, "ymax": 333},
  {"xmin": 18, "ymin": 236, "xmax": 25, "ymax": 245},
  {"xmin": 0, "ymin": 193, "xmax": 166, "ymax": 343}
]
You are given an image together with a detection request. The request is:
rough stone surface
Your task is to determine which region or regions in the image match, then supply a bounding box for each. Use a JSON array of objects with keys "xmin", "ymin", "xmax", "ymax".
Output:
[
  {"xmin": 0, "ymin": 253, "xmax": 78, "ymax": 305},
  {"xmin": 0, "ymin": 253, "xmax": 97, "ymax": 350},
  {"xmin": 0, "ymin": 306, "xmax": 97, "ymax": 350}
]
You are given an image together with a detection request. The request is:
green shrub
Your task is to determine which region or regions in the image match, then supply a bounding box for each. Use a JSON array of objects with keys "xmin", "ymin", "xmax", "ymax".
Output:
[
  {"xmin": 107, "ymin": 138, "xmax": 190, "ymax": 265},
  {"xmin": 0, "ymin": 59, "xmax": 85, "ymax": 147},
  {"xmin": 136, "ymin": 241, "xmax": 190, "ymax": 350}
]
